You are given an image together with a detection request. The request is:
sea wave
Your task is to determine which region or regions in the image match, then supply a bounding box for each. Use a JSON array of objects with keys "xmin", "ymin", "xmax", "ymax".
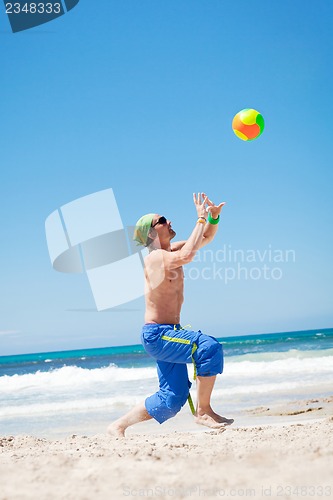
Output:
[
  {"xmin": 225, "ymin": 354, "xmax": 333, "ymax": 376},
  {"xmin": 226, "ymin": 348, "xmax": 333, "ymax": 363},
  {"xmin": 213, "ymin": 379, "xmax": 333, "ymax": 397},
  {"xmin": 0, "ymin": 365, "xmax": 157, "ymax": 393},
  {"xmin": 1, "ymin": 378, "xmax": 331, "ymax": 419},
  {"xmin": 0, "ymin": 352, "xmax": 332, "ymax": 419},
  {"xmin": 0, "ymin": 351, "xmax": 332, "ymax": 394},
  {"xmin": 0, "ymin": 395, "xmax": 145, "ymax": 418}
]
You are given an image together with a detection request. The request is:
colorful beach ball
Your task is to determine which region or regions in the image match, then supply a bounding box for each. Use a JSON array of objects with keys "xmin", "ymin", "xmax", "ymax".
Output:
[{"xmin": 232, "ymin": 108, "xmax": 265, "ymax": 141}]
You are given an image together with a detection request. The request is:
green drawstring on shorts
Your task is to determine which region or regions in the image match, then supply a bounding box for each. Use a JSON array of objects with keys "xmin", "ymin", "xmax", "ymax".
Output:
[{"xmin": 187, "ymin": 393, "xmax": 196, "ymax": 416}]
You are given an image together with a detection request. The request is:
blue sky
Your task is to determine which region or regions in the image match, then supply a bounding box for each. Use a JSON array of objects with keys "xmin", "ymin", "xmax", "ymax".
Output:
[{"xmin": 1, "ymin": 0, "xmax": 332, "ymax": 355}]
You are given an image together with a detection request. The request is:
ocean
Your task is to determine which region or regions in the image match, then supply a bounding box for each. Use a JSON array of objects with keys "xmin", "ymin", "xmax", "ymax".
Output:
[{"xmin": 1, "ymin": 328, "xmax": 332, "ymax": 437}]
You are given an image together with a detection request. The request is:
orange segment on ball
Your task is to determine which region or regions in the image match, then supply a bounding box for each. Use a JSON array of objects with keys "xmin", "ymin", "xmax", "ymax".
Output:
[
  {"xmin": 242, "ymin": 123, "xmax": 260, "ymax": 140},
  {"xmin": 232, "ymin": 116, "xmax": 259, "ymax": 140}
]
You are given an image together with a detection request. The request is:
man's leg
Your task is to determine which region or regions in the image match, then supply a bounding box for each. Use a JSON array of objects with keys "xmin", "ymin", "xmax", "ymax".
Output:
[
  {"xmin": 108, "ymin": 361, "xmax": 190, "ymax": 437},
  {"xmin": 107, "ymin": 402, "xmax": 152, "ymax": 437},
  {"xmin": 192, "ymin": 332, "xmax": 234, "ymax": 428},
  {"xmin": 108, "ymin": 326, "xmax": 233, "ymax": 436},
  {"xmin": 195, "ymin": 375, "xmax": 234, "ymax": 428},
  {"xmin": 146, "ymin": 325, "xmax": 233, "ymax": 428}
]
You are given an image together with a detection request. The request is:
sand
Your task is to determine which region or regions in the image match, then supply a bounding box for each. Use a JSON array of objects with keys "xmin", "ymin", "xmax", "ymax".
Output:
[{"xmin": 1, "ymin": 398, "xmax": 333, "ymax": 500}]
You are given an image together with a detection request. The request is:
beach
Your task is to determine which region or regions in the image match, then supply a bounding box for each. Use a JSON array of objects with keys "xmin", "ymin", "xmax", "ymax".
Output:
[
  {"xmin": 1, "ymin": 329, "xmax": 333, "ymax": 498},
  {"xmin": 1, "ymin": 399, "xmax": 332, "ymax": 500},
  {"xmin": 1, "ymin": 329, "xmax": 333, "ymax": 438}
]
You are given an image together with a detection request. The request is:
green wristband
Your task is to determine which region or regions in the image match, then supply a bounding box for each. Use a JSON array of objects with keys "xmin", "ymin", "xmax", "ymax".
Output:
[{"xmin": 208, "ymin": 213, "xmax": 220, "ymax": 225}]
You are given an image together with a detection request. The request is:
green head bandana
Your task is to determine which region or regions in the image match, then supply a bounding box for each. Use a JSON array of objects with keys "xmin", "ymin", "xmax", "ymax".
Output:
[{"xmin": 133, "ymin": 213, "xmax": 155, "ymax": 246}]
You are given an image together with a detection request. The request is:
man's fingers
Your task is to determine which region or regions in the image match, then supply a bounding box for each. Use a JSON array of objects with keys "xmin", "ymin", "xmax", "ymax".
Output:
[
  {"xmin": 194, "ymin": 193, "xmax": 224, "ymax": 207},
  {"xmin": 202, "ymin": 193, "xmax": 212, "ymax": 205},
  {"xmin": 202, "ymin": 193, "xmax": 215, "ymax": 206}
]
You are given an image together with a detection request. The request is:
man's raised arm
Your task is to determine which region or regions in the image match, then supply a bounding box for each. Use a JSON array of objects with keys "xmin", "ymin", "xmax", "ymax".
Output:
[
  {"xmin": 170, "ymin": 192, "xmax": 226, "ymax": 252},
  {"xmin": 200, "ymin": 193, "xmax": 225, "ymax": 245},
  {"xmin": 161, "ymin": 193, "xmax": 225, "ymax": 269}
]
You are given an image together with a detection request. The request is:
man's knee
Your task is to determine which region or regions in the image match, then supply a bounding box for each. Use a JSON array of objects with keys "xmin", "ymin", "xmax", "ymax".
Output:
[
  {"xmin": 195, "ymin": 336, "xmax": 223, "ymax": 376},
  {"xmin": 145, "ymin": 390, "xmax": 189, "ymax": 424},
  {"xmin": 165, "ymin": 392, "xmax": 189, "ymax": 416}
]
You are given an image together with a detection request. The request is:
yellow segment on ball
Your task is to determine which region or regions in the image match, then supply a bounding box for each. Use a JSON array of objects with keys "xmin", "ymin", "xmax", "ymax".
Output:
[
  {"xmin": 233, "ymin": 129, "xmax": 249, "ymax": 141},
  {"xmin": 240, "ymin": 109, "xmax": 259, "ymax": 125}
]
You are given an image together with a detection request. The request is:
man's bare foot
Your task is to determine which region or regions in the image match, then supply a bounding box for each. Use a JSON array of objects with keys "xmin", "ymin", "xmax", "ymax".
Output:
[
  {"xmin": 107, "ymin": 421, "xmax": 125, "ymax": 437},
  {"xmin": 195, "ymin": 407, "xmax": 234, "ymax": 428},
  {"xmin": 210, "ymin": 411, "xmax": 234, "ymax": 425},
  {"xmin": 194, "ymin": 413, "xmax": 228, "ymax": 430}
]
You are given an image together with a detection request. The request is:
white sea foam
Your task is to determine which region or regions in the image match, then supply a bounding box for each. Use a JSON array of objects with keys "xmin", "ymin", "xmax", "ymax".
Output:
[
  {"xmin": 0, "ymin": 350, "xmax": 332, "ymax": 420},
  {"xmin": 225, "ymin": 348, "xmax": 333, "ymax": 363},
  {"xmin": 225, "ymin": 355, "xmax": 333, "ymax": 376},
  {"xmin": 213, "ymin": 379, "xmax": 330, "ymax": 397},
  {"xmin": 0, "ymin": 365, "xmax": 156, "ymax": 394},
  {"xmin": 1, "ymin": 352, "xmax": 332, "ymax": 395},
  {"xmin": 0, "ymin": 395, "xmax": 145, "ymax": 418}
]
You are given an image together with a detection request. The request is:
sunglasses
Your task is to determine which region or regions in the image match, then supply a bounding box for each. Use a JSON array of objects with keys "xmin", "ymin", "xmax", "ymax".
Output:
[{"xmin": 152, "ymin": 216, "xmax": 167, "ymax": 228}]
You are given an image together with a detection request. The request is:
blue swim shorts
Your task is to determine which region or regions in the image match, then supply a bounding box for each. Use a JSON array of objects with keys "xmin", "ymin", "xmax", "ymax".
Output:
[{"xmin": 141, "ymin": 323, "xmax": 223, "ymax": 424}]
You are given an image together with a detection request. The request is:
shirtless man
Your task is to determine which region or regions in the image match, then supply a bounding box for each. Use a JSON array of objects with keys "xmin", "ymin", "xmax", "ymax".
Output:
[{"xmin": 108, "ymin": 193, "xmax": 233, "ymax": 437}]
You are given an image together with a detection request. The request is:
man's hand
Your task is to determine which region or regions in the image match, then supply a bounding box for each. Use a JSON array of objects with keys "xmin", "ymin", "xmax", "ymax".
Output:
[
  {"xmin": 202, "ymin": 193, "xmax": 226, "ymax": 219},
  {"xmin": 193, "ymin": 192, "xmax": 209, "ymax": 219}
]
